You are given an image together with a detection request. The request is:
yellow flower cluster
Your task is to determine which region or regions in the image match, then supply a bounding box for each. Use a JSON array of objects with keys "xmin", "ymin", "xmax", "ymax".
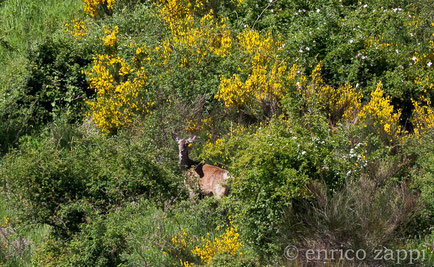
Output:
[
  {"xmin": 185, "ymin": 117, "xmax": 212, "ymax": 134},
  {"xmin": 65, "ymin": 19, "xmax": 88, "ymax": 39},
  {"xmin": 217, "ymin": 64, "xmax": 287, "ymax": 109},
  {"xmin": 83, "ymin": 0, "xmax": 116, "ymax": 17},
  {"xmin": 168, "ymin": 228, "xmax": 193, "ymax": 266},
  {"xmin": 411, "ymin": 97, "xmax": 434, "ymax": 138},
  {"xmin": 102, "ymin": 26, "xmax": 119, "ymax": 49},
  {"xmin": 157, "ymin": 0, "xmax": 194, "ymax": 25},
  {"xmin": 171, "ymin": 228, "xmax": 188, "ymax": 248},
  {"xmin": 202, "ymin": 137, "xmax": 232, "ymax": 165},
  {"xmin": 358, "ymin": 81, "xmax": 402, "ymax": 136},
  {"xmin": 157, "ymin": 0, "xmax": 232, "ymax": 64},
  {"xmin": 191, "ymin": 220, "xmax": 242, "ymax": 264},
  {"xmin": 216, "ymin": 29, "xmax": 287, "ymax": 111},
  {"xmin": 238, "ymin": 29, "xmax": 278, "ymax": 63},
  {"xmin": 311, "ymin": 64, "xmax": 362, "ymax": 122},
  {"xmin": 85, "ymin": 54, "xmax": 152, "ymax": 134},
  {"xmin": 180, "ymin": 259, "xmax": 192, "ymax": 267},
  {"xmin": 365, "ymin": 35, "xmax": 395, "ymax": 49},
  {"xmin": 414, "ymin": 75, "xmax": 434, "ymax": 92},
  {"xmin": 1, "ymin": 216, "xmax": 8, "ymax": 228}
]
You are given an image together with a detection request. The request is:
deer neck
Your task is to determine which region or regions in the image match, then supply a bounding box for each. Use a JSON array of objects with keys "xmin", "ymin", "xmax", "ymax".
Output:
[{"xmin": 179, "ymin": 152, "xmax": 199, "ymax": 169}]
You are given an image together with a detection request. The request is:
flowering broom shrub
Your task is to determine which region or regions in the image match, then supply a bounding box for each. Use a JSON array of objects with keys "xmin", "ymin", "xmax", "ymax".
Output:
[
  {"xmin": 85, "ymin": 53, "xmax": 153, "ymax": 134},
  {"xmin": 310, "ymin": 63, "xmax": 362, "ymax": 125},
  {"xmin": 410, "ymin": 96, "xmax": 434, "ymax": 138},
  {"xmin": 64, "ymin": 19, "xmax": 88, "ymax": 39},
  {"xmin": 156, "ymin": 0, "xmax": 233, "ymax": 64},
  {"xmin": 215, "ymin": 28, "xmax": 289, "ymax": 118},
  {"xmin": 357, "ymin": 81, "xmax": 403, "ymax": 142},
  {"xmin": 83, "ymin": 0, "xmax": 116, "ymax": 17},
  {"xmin": 192, "ymin": 219, "xmax": 243, "ymax": 264},
  {"xmin": 84, "ymin": 24, "xmax": 156, "ymax": 134}
]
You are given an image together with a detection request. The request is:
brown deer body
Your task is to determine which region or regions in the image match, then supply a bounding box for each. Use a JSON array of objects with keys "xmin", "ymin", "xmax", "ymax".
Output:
[{"xmin": 172, "ymin": 134, "xmax": 230, "ymax": 199}]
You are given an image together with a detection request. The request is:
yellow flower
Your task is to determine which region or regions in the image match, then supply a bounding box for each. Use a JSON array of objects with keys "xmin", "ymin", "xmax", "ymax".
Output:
[
  {"xmin": 191, "ymin": 220, "xmax": 242, "ymax": 264},
  {"xmin": 358, "ymin": 81, "xmax": 402, "ymax": 136},
  {"xmin": 102, "ymin": 26, "xmax": 119, "ymax": 49},
  {"xmin": 156, "ymin": 0, "xmax": 232, "ymax": 65},
  {"xmin": 411, "ymin": 97, "xmax": 434, "ymax": 138},
  {"xmin": 83, "ymin": 0, "xmax": 116, "ymax": 17},
  {"xmin": 65, "ymin": 19, "xmax": 88, "ymax": 39},
  {"xmin": 1, "ymin": 216, "xmax": 9, "ymax": 228},
  {"xmin": 85, "ymin": 53, "xmax": 152, "ymax": 134}
]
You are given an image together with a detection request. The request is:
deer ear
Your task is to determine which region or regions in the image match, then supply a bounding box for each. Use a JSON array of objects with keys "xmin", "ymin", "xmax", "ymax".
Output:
[
  {"xmin": 187, "ymin": 135, "xmax": 196, "ymax": 143},
  {"xmin": 171, "ymin": 133, "xmax": 179, "ymax": 142}
]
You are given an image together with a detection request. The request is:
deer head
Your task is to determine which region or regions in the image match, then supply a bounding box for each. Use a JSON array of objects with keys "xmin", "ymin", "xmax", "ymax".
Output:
[{"xmin": 171, "ymin": 133, "xmax": 197, "ymax": 167}]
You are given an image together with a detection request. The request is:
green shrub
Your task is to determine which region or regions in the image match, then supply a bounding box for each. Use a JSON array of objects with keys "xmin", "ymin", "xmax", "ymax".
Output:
[
  {"xmin": 0, "ymin": 35, "xmax": 95, "ymax": 153},
  {"xmin": 405, "ymin": 131, "xmax": 434, "ymax": 236},
  {"xmin": 1, "ymin": 124, "xmax": 179, "ymax": 238},
  {"xmin": 199, "ymin": 115, "xmax": 350, "ymax": 259},
  {"xmin": 32, "ymin": 197, "xmax": 253, "ymax": 266},
  {"xmin": 0, "ymin": 0, "xmax": 86, "ymax": 153}
]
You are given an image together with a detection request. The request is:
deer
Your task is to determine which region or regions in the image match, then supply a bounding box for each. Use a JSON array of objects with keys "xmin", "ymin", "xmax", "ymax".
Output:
[{"xmin": 172, "ymin": 133, "xmax": 231, "ymax": 199}]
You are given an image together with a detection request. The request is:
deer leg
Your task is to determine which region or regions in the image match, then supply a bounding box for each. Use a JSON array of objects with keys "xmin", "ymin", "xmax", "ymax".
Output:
[
  {"xmin": 184, "ymin": 177, "xmax": 196, "ymax": 199},
  {"xmin": 188, "ymin": 186, "xmax": 195, "ymax": 199}
]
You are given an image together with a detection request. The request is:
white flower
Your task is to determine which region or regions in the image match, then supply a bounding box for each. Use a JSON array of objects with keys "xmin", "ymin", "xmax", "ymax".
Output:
[
  {"xmin": 412, "ymin": 56, "xmax": 417, "ymax": 61},
  {"xmin": 363, "ymin": 4, "xmax": 368, "ymax": 8},
  {"xmin": 301, "ymin": 151, "xmax": 306, "ymax": 155},
  {"xmin": 428, "ymin": 62, "xmax": 432, "ymax": 67},
  {"xmin": 292, "ymin": 136, "xmax": 297, "ymax": 140},
  {"xmin": 316, "ymin": 9, "xmax": 320, "ymax": 13},
  {"xmin": 349, "ymin": 39, "xmax": 353, "ymax": 44},
  {"xmin": 305, "ymin": 47, "xmax": 310, "ymax": 51}
]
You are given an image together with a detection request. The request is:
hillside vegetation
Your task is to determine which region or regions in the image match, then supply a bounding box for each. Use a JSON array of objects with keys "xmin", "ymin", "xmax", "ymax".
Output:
[{"xmin": 0, "ymin": 0, "xmax": 433, "ymax": 266}]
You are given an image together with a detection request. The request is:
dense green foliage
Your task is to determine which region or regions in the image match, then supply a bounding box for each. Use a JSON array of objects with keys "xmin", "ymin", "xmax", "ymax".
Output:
[{"xmin": 0, "ymin": 0, "xmax": 432, "ymax": 266}]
